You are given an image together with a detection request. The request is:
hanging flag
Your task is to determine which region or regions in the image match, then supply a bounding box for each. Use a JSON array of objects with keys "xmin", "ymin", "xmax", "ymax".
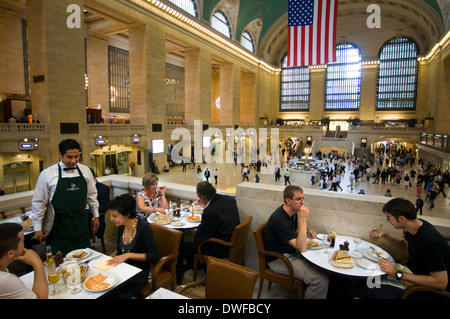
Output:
[{"xmin": 287, "ymin": 0, "xmax": 338, "ymax": 67}]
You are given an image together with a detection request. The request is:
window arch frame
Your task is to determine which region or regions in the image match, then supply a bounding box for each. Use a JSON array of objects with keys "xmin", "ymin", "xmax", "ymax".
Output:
[
  {"xmin": 211, "ymin": 9, "xmax": 233, "ymax": 39},
  {"xmin": 376, "ymin": 37, "xmax": 419, "ymax": 111},
  {"xmin": 240, "ymin": 30, "xmax": 255, "ymax": 53},
  {"xmin": 167, "ymin": 0, "xmax": 200, "ymax": 19},
  {"xmin": 324, "ymin": 43, "xmax": 362, "ymax": 111},
  {"xmin": 279, "ymin": 54, "xmax": 311, "ymax": 112}
]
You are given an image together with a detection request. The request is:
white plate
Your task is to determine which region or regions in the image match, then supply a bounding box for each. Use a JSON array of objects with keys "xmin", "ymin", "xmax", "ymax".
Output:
[
  {"xmin": 185, "ymin": 214, "xmax": 202, "ymax": 223},
  {"xmin": 83, "ymin": 272, "xmax": 118, "ymax": 292},
  {"xmin": 350, "ymin": 251, "xmax": 363, "ymax": 259},
  {"xmin": 66, "ymin": 249, "xmax": 91, "ymax": 261},
  {"xmin": 363, "ymin": 249, "xmax": 389, "ymax": 262},
  {"xmin": 356, "ymin": 258, "xmax": 377, "ymax": 270},
  {"xmin": 307, "ymin": 240, "xmax": 324, "ymax": 250}
]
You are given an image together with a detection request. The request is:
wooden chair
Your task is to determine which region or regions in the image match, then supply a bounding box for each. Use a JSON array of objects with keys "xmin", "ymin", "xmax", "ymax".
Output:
[
  {"xmin": 400, "ymin": 285, "xmax": 450, "ymax": 299},
  {"xmin": 137, "ymin": 223, "xmax": 183, "ymax": 299},
  {"xmin": 175, "ymin": 256, "xmax": 258, "ymax": 299},
  {"xmin": 193, "ymin": 215, "xmax": 253, "ymax": 281},
  {"xmin": 253, "ymin": 221, "xmax": 304, "ymax": 299}
]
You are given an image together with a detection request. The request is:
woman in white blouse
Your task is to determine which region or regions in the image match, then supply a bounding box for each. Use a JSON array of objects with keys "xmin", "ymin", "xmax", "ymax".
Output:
[{"xmin": 135, "ymin": 173, "xmax": 169, "ymax": 218}]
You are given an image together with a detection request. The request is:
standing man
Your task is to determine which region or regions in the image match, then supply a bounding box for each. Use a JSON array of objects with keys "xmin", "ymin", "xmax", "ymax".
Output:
[
  {"xmin": 204, "ymin": 168, "xmax": 211, "ymax": 182},
  {"xmin": 265, "ymin": 185, "xmax": 329, "ymax": 299},
  {"xmin": 357, "ymin": 198, "xmax": 450, "ymax": 299},
  {"xmin": 32, "ymin": 139, "xmax": 99, "ymax": 256}
]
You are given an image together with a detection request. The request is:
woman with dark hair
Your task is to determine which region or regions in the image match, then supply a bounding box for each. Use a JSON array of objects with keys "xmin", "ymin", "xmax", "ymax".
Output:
[{"xmin": 106, "ymin": 194, "xmax": 159, "ymax": 298}]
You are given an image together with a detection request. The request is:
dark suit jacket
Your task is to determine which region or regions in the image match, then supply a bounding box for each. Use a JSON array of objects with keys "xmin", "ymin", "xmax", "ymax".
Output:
[{"xmin": 194, "ymin": 194, "xmax": 240, "ymax": 258}]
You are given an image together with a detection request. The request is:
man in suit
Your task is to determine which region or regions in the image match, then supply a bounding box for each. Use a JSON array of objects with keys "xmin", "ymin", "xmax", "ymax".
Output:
[{"xmin": 176, "ymin": 181, "xmax": 240, "ymax": 284}]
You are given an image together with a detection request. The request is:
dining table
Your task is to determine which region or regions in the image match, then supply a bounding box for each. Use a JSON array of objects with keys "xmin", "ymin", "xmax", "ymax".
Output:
[
  {"xmin": 301, "ymin": 234, "xmax": 394, "ymax": 278},
  {"xmin": 147, "ymin": 287, "xmax": 190, "ymax": 299},
  {"xmin": 19, "ymin": 248, "xmax": 142, "ymax": 299}
]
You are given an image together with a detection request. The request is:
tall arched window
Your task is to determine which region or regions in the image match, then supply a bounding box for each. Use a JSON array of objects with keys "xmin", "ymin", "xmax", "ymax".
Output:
[
  {"xmin": 167, "ymin": 0, "xmax": 199, "ymax": 18},
  {"xmin": 211, "ymin": 10, "xmax": 232, "ymax": 39},
  {"xmin": 376, "ymin": 37, "xmax": 418, "ymax": 110},
  {"xmin": 280, "ymin": 55, "xmax": 311, "ymax": 111},
  {"xmin": 325, "ymin": 43, "xmax": 362, "ymax": 111},
  {"xmin": 240, "ymin": 30, "xmax": 255, "ymax": 53}
]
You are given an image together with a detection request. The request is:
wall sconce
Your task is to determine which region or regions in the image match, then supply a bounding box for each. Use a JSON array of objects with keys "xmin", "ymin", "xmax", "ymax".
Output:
[
  {"xmin": 131, "ymin": 134, "xmax": 141, "ymax": 144},
  {"xmin": 96, "ymin": 135, "xmax": 108, "ymax": 146},
  {"xmin": 19, "ymin": 138, "xmax": 39, "ymax": 151}
]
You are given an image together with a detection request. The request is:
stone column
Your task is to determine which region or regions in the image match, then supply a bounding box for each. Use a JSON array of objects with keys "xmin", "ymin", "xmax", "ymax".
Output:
[
  {"xmin": 26, "ymin": 0, "xmax": 86, "ymax": 165},
  {"xmin": 184, "ymin": 48, "xmax": 211, "ymax": 126},
  {"xmin": 219, "ymin": 63, "xmax": 241, "ymax": 126},
  {"xmin": 129, "ymin": 22, "xmax": 167, "ymax": 168}
]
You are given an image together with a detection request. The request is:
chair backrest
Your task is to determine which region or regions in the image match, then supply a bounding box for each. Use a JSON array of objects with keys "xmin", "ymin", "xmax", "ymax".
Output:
[
  {"xmin": 228, "ymin": 216, "xmax": 253, "ymax": 264},
  {"xmin": 150, "ymin": 223, "xmax": 183, "ymax": 270},
  {"xmin": 253, "ymin": 221, "xmax": 269, "ymax": 271},
  {"xmin": 205, "ymin": 257, "xmax": 258, "ymax": 299}
]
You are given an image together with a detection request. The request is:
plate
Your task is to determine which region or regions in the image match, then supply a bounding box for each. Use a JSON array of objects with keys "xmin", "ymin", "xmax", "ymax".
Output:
[
  {"xmin": 306, "ymin": 240, "xmax": 324, "ymax": 250},
  {"xmin": 171, "ymin": 221, "xmax": 185, "ymax": 227},
  {"xmin": 66, "ymin": 249, "xmax": 91, "ymax": 261},
  {"xmin": 356, "ymin": 258, "xmax": 377, "ymax": 270},
  {"xmin": 350, "ymin": 251, "xmax": 363, "ymax": 259},
  {"xmin": 186, "ymin": 214, "xmax": 202, "ymax": 223},
  {"xmin": 148, "ymin": 214, "xmax": 172, "ymax": 225},
  {"xmin": 83, "ymin": 272, "xmax": 118, "ymax": 292},
  {"xmin": 363, "ymin": 248, "xmax": 389, "ymax": 262}
]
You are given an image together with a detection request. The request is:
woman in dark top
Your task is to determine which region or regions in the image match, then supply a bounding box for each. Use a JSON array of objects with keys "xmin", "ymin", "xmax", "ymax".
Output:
[{"xmin": 106, "ymin": 194, "xmax": 159, "ymax": 298}]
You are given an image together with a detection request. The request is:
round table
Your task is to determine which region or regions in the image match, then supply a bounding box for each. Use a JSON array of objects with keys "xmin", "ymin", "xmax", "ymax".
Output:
[{"xmin": 301, "ymin": 234, "xmax": 393, "ymax": 278}]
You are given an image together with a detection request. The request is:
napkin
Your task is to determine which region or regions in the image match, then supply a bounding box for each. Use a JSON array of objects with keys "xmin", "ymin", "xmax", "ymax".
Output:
[{"xmin": 93, "ymin": 256, "xmax": 114, "ymax": 271}]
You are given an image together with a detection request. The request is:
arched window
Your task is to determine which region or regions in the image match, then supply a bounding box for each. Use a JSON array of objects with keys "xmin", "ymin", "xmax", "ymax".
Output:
[
  {"xmin": 280, "ymin": 55, "xmax": 311, "ymax": 111},
  {"xmin": 376, "ymin": 37, "xmax": 418, "ymax": 110},
  {"xmin": 240, "ymin": 30, "xmax": 255, "ymax": 53},
  {"xmin": 211, "ymin": 10, "xmax": 232, "ymax": 39},
  {"xmin": 167, "ymin": 0, "xmax": 199, "ymax": 18},
  {"xmin": 325, "ymin": 43, "xmax": 362, "ymax": 111}
]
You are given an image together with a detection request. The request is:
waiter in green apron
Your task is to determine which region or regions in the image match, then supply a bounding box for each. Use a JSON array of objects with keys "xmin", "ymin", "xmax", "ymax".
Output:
[{"xmin": 32, "ymin": 139, "xmax": 100, "ymax": 256}]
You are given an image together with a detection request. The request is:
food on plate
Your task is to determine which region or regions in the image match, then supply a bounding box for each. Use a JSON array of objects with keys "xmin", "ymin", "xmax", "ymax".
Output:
[
  {"xmin": 186, "ymin": 215, "xmax": 201, "ymax": 222},
  {"xmin": 60, "ymin": 263, "xmax": 90, "ymax": 282},
  {"xmin": 71, "ymin": 250, "xmax": 88, "ymax": 259},
  {"xmin": 330, "ymin": 250, "xmax": 355, "ymax": 268},
  {"xmin": 307, "ymin": 240, "xmax": 320, "ymax": 248},
  {"xmin": 153, "ymin": 215, "xmax": 172, "ymax": 225},
  {"xmin": 84, "ymin": 273, "xmax": 110, "ymax": 291}
]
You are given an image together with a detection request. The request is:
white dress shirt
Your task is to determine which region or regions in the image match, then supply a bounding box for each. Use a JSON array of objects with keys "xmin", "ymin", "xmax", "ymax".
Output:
[{"xmin": 31, "ymin": 161, "xmax": 99, "ymax": 235}]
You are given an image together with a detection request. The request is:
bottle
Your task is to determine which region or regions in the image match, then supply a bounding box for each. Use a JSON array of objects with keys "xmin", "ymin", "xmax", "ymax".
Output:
[{"xmin": 45, "ymin": 245, "xmax": 54, "ymax": 266}]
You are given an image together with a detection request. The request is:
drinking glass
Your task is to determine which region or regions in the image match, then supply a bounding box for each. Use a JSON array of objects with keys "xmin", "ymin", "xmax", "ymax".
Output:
[
  {"xmin": 65, "ymin": 263, "xmax": 82, "ymax": 294},
  {"xmin": 47, "ymin": 266, "xmax": 61, "ymax": 296},
  {"xmin": 322, "ymin": 234, "xmax": 332, "ymax": 254},
  {"xmin": 353, "ymin": 237, "xmax": 362, "ymax": 251}
]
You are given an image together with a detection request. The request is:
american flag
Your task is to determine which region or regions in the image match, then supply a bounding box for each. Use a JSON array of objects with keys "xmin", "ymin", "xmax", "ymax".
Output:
[{"xmin": 287, "ymin": 0, "xmax": 338, "ymax": 67}]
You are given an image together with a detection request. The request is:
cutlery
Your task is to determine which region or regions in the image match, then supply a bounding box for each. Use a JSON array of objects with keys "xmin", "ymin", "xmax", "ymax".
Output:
[{"xmin": 82, "ymin": 255, "xmax": 101, "ymax": 264}]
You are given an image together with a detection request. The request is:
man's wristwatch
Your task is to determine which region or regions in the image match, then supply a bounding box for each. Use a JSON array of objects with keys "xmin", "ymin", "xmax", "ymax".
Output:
[{"xmin": 395, "ymin": 271, "xmax": 403, "ymax": 280}]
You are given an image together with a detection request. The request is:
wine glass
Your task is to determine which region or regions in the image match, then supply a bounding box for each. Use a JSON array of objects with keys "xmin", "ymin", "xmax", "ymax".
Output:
[
  {"xmin": 322, "ymin": 234, "xmax": 332, "ymax": 254},
  {"xmin": 353, "ymin": 237, "xmax": 362, "ymax": 251},
  {"xmin": 65, "ymin": 263, "xmax": 82, "ymax": 294},
  {"xmin": 47, "ymin": 266, "xmax": 61, "ymax": 296}
]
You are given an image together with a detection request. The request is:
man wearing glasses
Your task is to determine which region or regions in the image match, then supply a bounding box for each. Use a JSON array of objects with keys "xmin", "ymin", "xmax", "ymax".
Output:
[{"xmin": 265, "ymin": 185, "xmax": 329, "ymax": 299}]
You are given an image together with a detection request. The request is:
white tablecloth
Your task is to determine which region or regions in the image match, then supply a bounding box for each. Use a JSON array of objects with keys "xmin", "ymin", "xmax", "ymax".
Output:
[
  {"xmin": 301, "ymin": 235, "xmax": 393, "ymax": 278},
  {"xmin": 20, "ymin": 248, "xmax": 142, "ymax": 299}
]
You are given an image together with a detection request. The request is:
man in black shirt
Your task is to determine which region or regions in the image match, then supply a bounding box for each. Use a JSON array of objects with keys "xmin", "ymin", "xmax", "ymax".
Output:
[
  {"xmin": 265, "ymin": 185, "xmax": 329, "ymax": 299},
  {"xmin": 357, "ymin": 198, "xmax": 450, "ymax": 299}
]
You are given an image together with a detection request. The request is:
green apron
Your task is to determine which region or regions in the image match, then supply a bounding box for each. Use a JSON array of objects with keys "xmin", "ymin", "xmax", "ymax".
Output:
[{"xmin": 47, "ymin": 165, "xmax": 90, "ymax": 256}]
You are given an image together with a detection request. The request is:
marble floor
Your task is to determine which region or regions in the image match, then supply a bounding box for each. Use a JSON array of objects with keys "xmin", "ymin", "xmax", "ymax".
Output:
[{"xmin": 154, "ymin": 160, "xmax": 450, "ymax": 219}]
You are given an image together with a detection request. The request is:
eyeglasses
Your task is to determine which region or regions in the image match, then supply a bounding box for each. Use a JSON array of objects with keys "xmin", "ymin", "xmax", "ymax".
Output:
[
  {"xmin": 385, "ymin": 216, "xmax": 395, "ymax": 221},
  {"xmin": 292, "ymin": 197, "xmax": 305, "ymax": 202}
]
